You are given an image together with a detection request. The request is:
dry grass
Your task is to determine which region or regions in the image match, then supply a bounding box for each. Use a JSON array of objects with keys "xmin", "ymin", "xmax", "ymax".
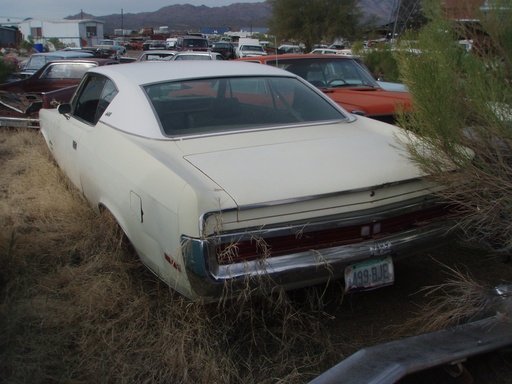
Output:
[
  {"xmin": 397, "ymin": 259, "xmax": 509, "ymax": 337},
  {"xmin": 1, "ymin": 129, "xmax": 510, "ymax": 383},
  {"xmin": 0, "ymin": 129, "xmax": 338, "ymax": 383}
]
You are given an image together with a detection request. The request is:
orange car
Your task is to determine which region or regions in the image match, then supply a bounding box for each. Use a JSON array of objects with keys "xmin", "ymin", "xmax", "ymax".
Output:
[{"xmin": 237, "ymin": 54, "xmax": 412, "ymax": 124}]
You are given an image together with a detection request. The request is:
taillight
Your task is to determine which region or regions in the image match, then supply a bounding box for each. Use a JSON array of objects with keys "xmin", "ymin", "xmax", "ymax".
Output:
[{"xmin": 216, "ymin": 204, "xmax": 455, "ymax": 265}]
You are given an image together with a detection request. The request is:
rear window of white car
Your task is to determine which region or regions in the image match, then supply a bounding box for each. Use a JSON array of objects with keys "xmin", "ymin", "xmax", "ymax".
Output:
[{"xmin": 144, "ymin": 76, "xmax": 346, "ymax": 136}]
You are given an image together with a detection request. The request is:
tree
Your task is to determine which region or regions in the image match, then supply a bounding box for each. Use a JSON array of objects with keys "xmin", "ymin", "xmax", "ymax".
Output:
[
  {"xmin": 47, "ymin": 37, "xmax": 65, "ymax": 50},
  {"xmin": 396, "ymin": 0, "xmax": 512, "ymax": 253},
  {"xmin": 267, "ymin": 0, "xmax": 371, "ymax": 51},
  {"xmin": 389, "ymin": 0, "xmax": 428, "ymax": 37}
]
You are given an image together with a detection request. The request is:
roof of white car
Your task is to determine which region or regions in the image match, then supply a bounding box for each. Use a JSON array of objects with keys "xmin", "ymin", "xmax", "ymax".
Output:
[
  {"xmin": 90, "ymin": 61, "xmax": 302, "ymax": 140},
  {"xmin": 89, "ymin": 61, "xmax": 295, "ymax": 85}
]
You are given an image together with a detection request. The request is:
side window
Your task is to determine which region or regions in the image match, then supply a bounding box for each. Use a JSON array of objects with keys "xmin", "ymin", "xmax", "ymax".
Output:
[{"xmin": 73, "ymin": 74, "xmax": 118, "ymax": 125}]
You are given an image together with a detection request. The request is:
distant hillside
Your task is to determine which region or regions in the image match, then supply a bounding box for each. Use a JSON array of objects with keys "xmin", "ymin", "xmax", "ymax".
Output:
[
  {"xmin": 361, "ymin": 0, "xmax": 396, "ymax": 24},
  {"xmin": 67, "ymin": 0, "xmax": 395, "ymax": 35}
]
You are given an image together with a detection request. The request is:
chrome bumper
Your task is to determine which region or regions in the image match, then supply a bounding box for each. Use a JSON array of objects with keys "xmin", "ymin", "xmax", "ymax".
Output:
[{"xmin": 182, "ymin": 221, "xmax": 455, "ymax": 301}]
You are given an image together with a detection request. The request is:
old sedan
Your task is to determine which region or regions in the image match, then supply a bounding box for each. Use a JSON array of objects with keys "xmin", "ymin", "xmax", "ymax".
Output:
[
  {"xmin": 0, "ymin": 58, "xmax": 118, "ymax": 128},
  {"xmin": 39, "ymin": 61, "xmax": 456, "ymax": 302}
]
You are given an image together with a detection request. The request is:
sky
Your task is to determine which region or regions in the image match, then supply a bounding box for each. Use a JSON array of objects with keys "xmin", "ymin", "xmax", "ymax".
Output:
[{"xmin": 1, "ymin": 0, "xmax": 264, "ymax": 20}]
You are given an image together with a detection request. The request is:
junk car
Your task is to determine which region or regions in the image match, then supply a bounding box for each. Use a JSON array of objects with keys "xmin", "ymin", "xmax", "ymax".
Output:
[
  {"xmin": 0, "ymin": 58, "xmax": 118, "ymax": 128},
  {"xmin": 39, "ymin": 61, "xmax": 457, "ymax": 302}
]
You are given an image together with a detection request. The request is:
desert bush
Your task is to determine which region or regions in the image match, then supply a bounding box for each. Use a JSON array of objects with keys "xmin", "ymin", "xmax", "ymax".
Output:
[
  {"xmin": 396, "ymin": 0, "xmax": 512, "ymax": 253},
  {"xmin": 47, "ymin": 37, "xmax": 65, "ymax": 50},
  {"xmin": 19, "ymin": 39, "xmax": 34, "ymax": 52},
  {"xmin": 361, "ymin": 45, "xmax": 402, "ymax": 82},
  {"xmin": 0, "ymin": 57, "xmax": 17, "ymax": 83}
]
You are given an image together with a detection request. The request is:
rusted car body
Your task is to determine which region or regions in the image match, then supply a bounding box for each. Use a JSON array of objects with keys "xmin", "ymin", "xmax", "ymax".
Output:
[{"xmin": 0, "ymin": 58, "xmax": 118, "ymax": 128}]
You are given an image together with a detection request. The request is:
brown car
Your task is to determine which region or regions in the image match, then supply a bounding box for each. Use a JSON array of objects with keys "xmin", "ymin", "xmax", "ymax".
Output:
[
  {"xmin": 237, "ymin": 54, "xmax": 412, "ymax": 124},
  {"xmin": 0, "ymin": 58, "xmax": 118, "ymax": 128}
]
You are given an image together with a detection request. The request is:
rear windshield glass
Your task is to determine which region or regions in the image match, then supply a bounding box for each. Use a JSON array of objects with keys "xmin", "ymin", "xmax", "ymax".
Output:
[
  {"xmin": 181, "ymin": 38, "xmax": 208, "ymax": 48},
  {"xmin": 144, "ymin": 76, "xmax": 346, "ymax": 137}
]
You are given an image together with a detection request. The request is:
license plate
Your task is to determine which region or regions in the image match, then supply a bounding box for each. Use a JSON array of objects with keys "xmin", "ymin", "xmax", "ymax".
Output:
[{"xmin": 344, "ymin": 256, "xmax": 394, "ymax": 292}]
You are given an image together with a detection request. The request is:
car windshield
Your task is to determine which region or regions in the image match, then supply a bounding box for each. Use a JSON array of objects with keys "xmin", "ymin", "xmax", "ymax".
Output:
[
  {"xmin": 242, "ymin": 45, "xmax": 264, "ymax": 52},
  {"xmin": 144, "ymin": 76, "xmax": 346, "ymax": 137},
  {"xmin": 183, "ymin": 39, "xmax": 208, "ymax": 48},
  {"xmin": 268, "ymin": 57, "xmax": 379, "ymax": 88}
]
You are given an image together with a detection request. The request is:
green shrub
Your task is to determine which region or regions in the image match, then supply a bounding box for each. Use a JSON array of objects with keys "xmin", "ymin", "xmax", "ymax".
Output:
[
  {"xmin": 361, "ymin": 47, "xmax": 401, "ymax": 82},
  {"xmin": 47, "ymin": 37, "xmax": 65, "ymax": 50},
  {"xmin": 0, "ymin": 57, "xmax": 17, "ymax": 83},
  {"xmin": 397, "ymin": 0, "xmax": 512, "ymax": 252},
  {"xmin": 350, "ymin": 41, "xmax": 365, "ymax": 55},
  {"xmin": 19, "ymin": 39, "xmax": 34, "ymax": 52}
]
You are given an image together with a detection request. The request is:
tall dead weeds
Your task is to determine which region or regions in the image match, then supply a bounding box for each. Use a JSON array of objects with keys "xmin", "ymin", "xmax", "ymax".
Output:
[{"xmin": 0, "ymin": 129, "xmax": 338, "ymax": 384}]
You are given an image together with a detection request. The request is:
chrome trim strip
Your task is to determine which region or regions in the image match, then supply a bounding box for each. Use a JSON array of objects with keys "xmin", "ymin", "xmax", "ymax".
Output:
[
  {"xmin": 0, "ymin": 117, "xmax": 40, "ymax": 128},
  {"xmin": 198, "ymin": 181, "xmax": 430, "ymax": 235},
  {"xmin": 166, "ymin": 119, "xmax": 346, "ymax": 140}
]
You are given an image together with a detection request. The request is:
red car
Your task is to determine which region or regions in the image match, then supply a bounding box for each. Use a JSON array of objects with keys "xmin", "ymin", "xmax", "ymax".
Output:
[
  {"xmin": 237, "ymin": 54, "xmax": 412, "ymax": 124},
  {"xmin": 0, "ymin": 58, "xmax": 118, "ymax": 128}
]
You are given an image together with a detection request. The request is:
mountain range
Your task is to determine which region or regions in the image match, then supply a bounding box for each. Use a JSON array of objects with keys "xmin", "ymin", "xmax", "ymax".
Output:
[{"xmin": 67, "ymin": 0, "xmax": 396, "ymax": 35}]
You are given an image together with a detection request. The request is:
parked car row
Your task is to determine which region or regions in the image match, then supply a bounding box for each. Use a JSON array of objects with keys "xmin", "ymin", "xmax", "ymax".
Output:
[
  {"xmin": 38, "ymin": 61, "xmax": 459, "ymax": 302},
  {"xmin": 0, "ymin": 51, "xmax": 410, "ymax": 129}
]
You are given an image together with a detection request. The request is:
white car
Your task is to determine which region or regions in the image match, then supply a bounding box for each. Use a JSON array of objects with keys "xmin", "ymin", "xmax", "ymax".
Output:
[
  {"xmin": 236, "ymin": 43, "xmax": 267, "ymax": 58},
  {"xmin": 166, "ymin": 37, "xmax": 177, "ymax": 50},
  {"xmin": 39, "ymin": 61, "xmax": 456, "ymax": 302}
]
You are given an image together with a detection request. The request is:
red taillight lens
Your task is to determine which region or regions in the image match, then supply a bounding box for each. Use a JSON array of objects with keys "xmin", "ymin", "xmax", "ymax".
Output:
[{"xmin": 216, "ymin": 204, "xmax": 455, "ymax": 265}]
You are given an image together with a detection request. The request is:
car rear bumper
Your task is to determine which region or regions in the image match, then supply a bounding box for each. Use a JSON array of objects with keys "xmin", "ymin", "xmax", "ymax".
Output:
[{"xmin": 182, "ymin": 219, "xmax": 456, "ymax": 301}]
